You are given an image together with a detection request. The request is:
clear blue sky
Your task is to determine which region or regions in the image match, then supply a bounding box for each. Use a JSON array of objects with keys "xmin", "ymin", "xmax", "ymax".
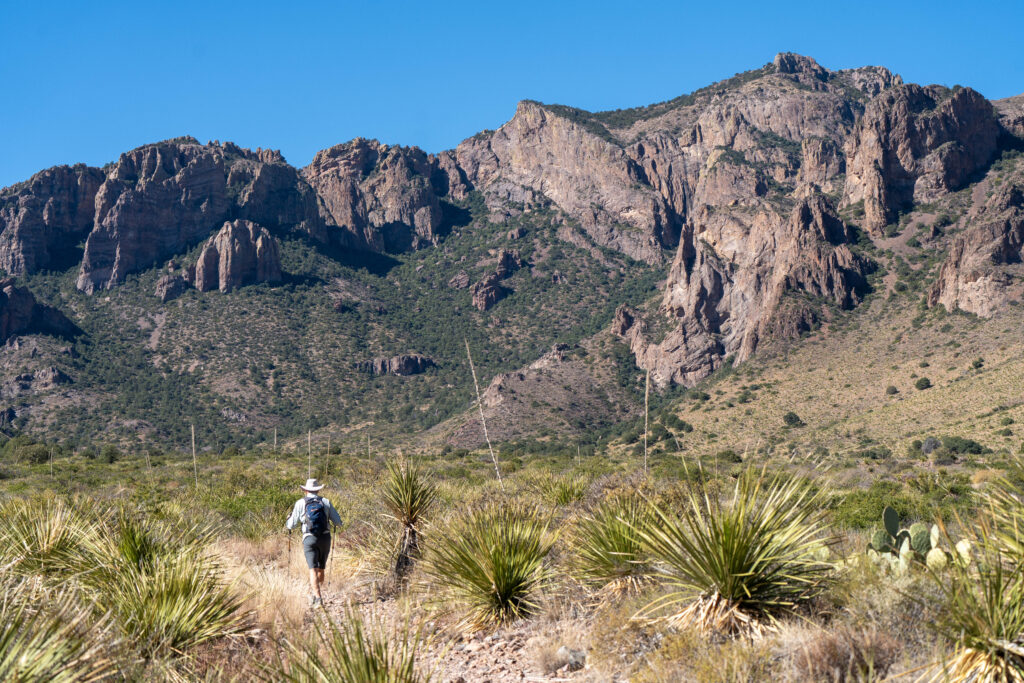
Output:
[{"xmin": 2, "ymin": 0, "xmax": 1022, "ymax": 189}]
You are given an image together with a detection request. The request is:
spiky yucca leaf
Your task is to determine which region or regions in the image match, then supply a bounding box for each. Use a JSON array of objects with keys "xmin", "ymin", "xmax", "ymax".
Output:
[
  {"xmin": 0, "ymin": 575, "xmax": 113, "ymax": 682},
  {"xmin": 272, "ymin": 608, "xmax": 429, "ymax": 683},
  {"xmin": 0, "ymin": 497, "xmax": 98, "ymax": 577},
  {"xmin": 983, "ymin": 457, "xmax": 1024, "ymax": 562},
  {"xmin": 574, "ymin": 495, "xmax": 653, "ymax": 594},
  {"xmin": 423, "ymin": 503, "xmax": 555, "ymax": 628},
  {"xmin": 927, "ymin": 541, "xmax": 1024, "ymax": 682},
  {"xmin": 381, "ymin": 460, "xmax": 438, "ymax": 530},
  {"xmin": 636, "ymin": 469, "xmax": 832, "ymax": 635}
]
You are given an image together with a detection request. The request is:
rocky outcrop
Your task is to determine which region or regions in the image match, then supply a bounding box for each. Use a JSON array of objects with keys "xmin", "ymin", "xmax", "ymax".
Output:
[
  {"xmin": 76, "ymin": 138, "xmax": 320, "ymax": 293},
  {"xmin": 193, "ymin": 220, "xmax": 282, "ymax": 292},
  {"xmin": 617, "ymin": 195, "xmax": 870, "ymax": 386},
  {"xmin": 0, "ymin": 279, "xmax": 77, "ymax": 343},
  {"xmin": 468, "ymin": 249, "xmax": 523, "ymax": 311},
  {"xmin": 1, "ymin": 367, "xmax": 72, "ymax": 400},
  {"xmin": 357, "ymin": 354, "xmax": 435, "ymax": 376},
  {"xmin": 455, "ymin": 101, "xmax": 678, "ymax": 264},
  {"xmin": 929, "ymin": 181, "xmax": 1024, "ymax": 316},
  {"xmin": 471, "ymin": 273, "xmax": 508, "ymax": 311},
  {"xmin": 994, "ymin": 95, "xmax": 1024, "ymax": 140},
  {"xmin": 302, "ymin": 139, "xmax": 444, "ymax": 252},
  {"xmin": 843, "ymin": 85, "xmax": 1000, "ymax": 233},
  {"xmin": 154, "ymin": 273, "xmax": 191, "ymax": 302},
  {"xmin": 0, "ymin": 165, "xmax": 104, "ymax": 275},
  {"xmin": 448, "ymin": 271, "xmax": 470, "ymax": 289}
]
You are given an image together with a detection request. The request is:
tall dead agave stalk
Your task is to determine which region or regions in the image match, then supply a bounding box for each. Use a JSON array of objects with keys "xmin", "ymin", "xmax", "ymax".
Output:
[{"xmin": 464, "ymin": 339, "xmax": 503, "ymax": 490}]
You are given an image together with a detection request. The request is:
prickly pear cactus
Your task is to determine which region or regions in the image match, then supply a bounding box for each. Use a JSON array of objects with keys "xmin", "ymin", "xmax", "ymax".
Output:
[
  {"xmin": 883, "ymin": 506, "xmax": 900, "ymax": 538},
  {"xmin": 866, "ymin": 505, "xmax": 955, "ymax": 572}
]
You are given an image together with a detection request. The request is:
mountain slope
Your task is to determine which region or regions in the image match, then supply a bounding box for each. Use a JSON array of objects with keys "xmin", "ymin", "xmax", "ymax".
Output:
[{"xmin": 0, "ymin": 52, "xmax": 1021, "ymax": 453}]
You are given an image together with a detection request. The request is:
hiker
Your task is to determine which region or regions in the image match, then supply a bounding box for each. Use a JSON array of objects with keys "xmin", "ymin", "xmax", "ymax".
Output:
[{"xmin": 285, "ymin": 478, "xmax": 343, "ymax": 608}]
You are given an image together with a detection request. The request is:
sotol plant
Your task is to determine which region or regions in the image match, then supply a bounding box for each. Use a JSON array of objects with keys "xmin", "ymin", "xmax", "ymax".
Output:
[
  {"xmin": 381, "ymin": 460, "xmax": 438, "ymax": 580},
  {"xmin": 0, "ymin": 575, "xmax": 114, "ymax": 683},
  {"xmin": 636, "ymin": 468, "xmax": 833, "ymax": 635},
  {"xmin": 271, "ymin": 608, "xmax": 430, "ymax": 683},
  {"xmin": 574, "ymin": 495, "xmax": 653, "ymax": 595},
  {"xmin": 423, "ymin": 503, "xmax": 555, "ymax": 628}
]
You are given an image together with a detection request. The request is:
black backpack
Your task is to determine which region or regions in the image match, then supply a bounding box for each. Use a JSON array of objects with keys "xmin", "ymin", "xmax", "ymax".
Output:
[{"xmin": 305, "ymin": 496, "xmax": 329, "ymax": 536}]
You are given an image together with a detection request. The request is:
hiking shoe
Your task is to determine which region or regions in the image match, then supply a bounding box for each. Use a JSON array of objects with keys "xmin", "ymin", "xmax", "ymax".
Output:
[{"xmin": 312, "ymin": 597, "xmax": 323, "ymax": 608}]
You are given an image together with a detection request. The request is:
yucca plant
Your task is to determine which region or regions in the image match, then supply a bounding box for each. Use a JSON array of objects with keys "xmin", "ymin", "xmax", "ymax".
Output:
[
  {"xmin": 271, "ymin": 608, "xmax": 430, "ymax": 682},
  {"xmin": 636, "ymin": 468, "xmax": 833, "ymax": 635},
  {"xmin": 423, "ymin": 503, "xmax": 555, "ymax": 628},
  {"xmin": 94, "ymin": 550, "xmax": 247, "ymax": 659},
  {"xmin": 0, "ymin": 575, "xmax": 114, "ymax": 682},
  {"xmin": 982, "ymin": 459, "xmax": 1024, "ymax": 562},
  {"xmin": 927, "ymin": 541, "xmax": 1024, "ymax": 682},
  {"xmin": 82, "ymin": 512, "xmax": 246, "ymax": 660},
  {"xmin": 381, "ymin": 460, "xmax": 438, "ymax": 580},
  {"xmin": 0, "ymin": 497, "xmax": 98, "ymax": 577},
  {"xmin": 574, "ymin": 495, "xmax": 653, "ymax": 595},
  {"xmin": 539, "ymin": 474, "xmax": 589, "ymax": 507}
]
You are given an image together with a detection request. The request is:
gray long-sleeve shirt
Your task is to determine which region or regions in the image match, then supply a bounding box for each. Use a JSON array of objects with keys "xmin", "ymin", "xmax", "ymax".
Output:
[{"xmin": 285, "ymin": 493, "xmax": 343, "ymax": 538}]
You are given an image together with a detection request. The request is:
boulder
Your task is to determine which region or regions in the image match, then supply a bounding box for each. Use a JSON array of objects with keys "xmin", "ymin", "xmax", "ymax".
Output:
[
  {"xmin": 471, "ymin": 273, "xmax": 508, "ymax": 311},
  {"xmin": 448, "ymin": 271, "xmax": 470, "ymax": 289}
]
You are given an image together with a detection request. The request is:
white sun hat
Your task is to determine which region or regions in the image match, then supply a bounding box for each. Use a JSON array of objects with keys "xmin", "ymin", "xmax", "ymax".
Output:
[{"xmin": 300, "ymin": 478, "xmax": 325, "ymax": 492}]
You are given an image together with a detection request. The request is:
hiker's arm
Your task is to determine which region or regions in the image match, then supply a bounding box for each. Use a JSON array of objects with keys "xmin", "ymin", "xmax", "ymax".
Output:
[
  {"xmin": 285, "ymin": 500, "xmax": 300, "ymax": 530},
  {"xmin": 327, "ymin": 500, "xmax": 343, "ymax": 528}
]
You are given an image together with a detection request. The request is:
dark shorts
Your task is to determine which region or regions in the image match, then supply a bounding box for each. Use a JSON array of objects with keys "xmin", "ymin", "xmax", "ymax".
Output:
[{"xmin": 302, "ymin": 534, "xmax": 331, "ymax": 569}]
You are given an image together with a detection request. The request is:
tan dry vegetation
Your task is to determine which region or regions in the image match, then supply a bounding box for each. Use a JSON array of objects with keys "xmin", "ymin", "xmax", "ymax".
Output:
[{"xmin": 665, "ymin": 297, "xmax": 1024, "ymax": 463}]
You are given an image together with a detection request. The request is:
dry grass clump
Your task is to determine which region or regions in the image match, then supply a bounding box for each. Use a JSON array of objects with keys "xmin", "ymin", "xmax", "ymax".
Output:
[{"xmin": 775, "ymin": 623, "xmax": 899, "ymax": 682}]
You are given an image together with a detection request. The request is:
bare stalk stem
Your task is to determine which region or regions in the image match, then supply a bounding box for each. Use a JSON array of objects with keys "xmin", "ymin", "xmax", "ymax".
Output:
[
  {"xmin": 643, "ymin": 369, "xmax": 650, "ymax": 476},
  {"xmin": 465, "ymin": 338, "xmax": 503, "ymax": 490},
  {"xmin": 191, "ymin": 423, "xmax": 198, "ymax": 489}
]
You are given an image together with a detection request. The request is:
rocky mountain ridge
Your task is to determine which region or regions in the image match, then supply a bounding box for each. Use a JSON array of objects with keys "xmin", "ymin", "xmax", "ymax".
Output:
[{"xmin": 1, "ymin": 53, "xmax": 1022, "ymax": 448}]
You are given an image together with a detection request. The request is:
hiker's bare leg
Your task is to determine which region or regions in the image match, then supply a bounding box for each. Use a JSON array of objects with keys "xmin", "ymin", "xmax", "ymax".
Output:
[
  {"xmin": 308, "ymin": 568, "xmax": 320, "ymax": 598},
  {"xmin": 315, "ymin": 568, "xmax": 325, "ymax": 595}
]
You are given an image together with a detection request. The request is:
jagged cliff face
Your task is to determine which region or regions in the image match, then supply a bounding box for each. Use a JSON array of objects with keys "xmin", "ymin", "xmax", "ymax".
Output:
[
  {"xmin": 0, "ymin": 164, "xmax": 104, "ymax": 275},
  {"xmin": 76, "ymin": 138, "xmax": 321, "ymax": 293},
  {"xmin": 929, "ymin": 178, "xmax": 1024, "ymax": 316},
  {"xmin": 0, "ymin": 51, "xmax": 1020, "ymax": 402},
  {"xmin": 302, "ymin": 139, "xmax": 448, "ymax": 252},
  {"xmin": 842, "ymin": 85, "xmax": 1000, "ymax": 234},
  {"xmin": 454, "ymin": 102, "xmax": 679, "ymax": 264}
]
